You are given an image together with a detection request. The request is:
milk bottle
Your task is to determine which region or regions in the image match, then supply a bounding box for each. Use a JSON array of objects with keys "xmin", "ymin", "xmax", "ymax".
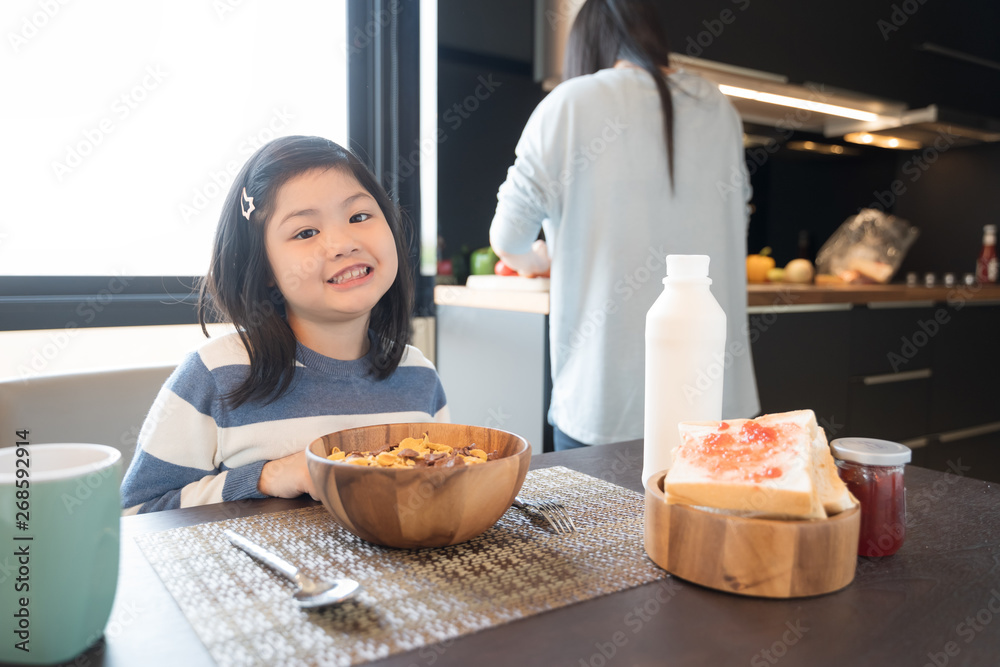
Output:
[{"xmin": 642, "ymin": 255, "xmax": 727, "ymax": 487}]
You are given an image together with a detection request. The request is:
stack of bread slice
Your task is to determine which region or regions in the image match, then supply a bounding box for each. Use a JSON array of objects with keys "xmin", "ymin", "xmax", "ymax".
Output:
[{"xmin": 663, "ymin": 409, "xmax": 855, "ymax": 520}]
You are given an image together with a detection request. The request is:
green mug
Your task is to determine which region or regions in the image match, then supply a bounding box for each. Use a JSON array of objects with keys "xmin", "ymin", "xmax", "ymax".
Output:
[{"xmin": 0, "ymin": 443, "xmax": 122, "ymax": 665}]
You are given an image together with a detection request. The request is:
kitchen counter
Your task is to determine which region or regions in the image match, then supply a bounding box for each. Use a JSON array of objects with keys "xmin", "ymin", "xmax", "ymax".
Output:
[
  {"xmin": 434, "ymin": 284, "xmax": 549, "ymax": 314},
  {"xmin": 748, "ymin": 282, "xmax": 1000, "ymax": 307},
  {"xmin": 435, "ymin": 283, "xmax": 1000, "ymax": 313}
]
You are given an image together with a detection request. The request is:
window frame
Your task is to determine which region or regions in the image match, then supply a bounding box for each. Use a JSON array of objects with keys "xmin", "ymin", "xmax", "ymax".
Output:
[{"xmin": 1, "ymin": 0, "xmax": 429, "ymax": 332}]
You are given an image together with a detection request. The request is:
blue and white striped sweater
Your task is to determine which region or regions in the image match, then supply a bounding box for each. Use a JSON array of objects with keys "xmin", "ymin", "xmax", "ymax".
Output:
[{"xmin": 120, "ymin": 332, "xmax": 449, "ymax": 514}]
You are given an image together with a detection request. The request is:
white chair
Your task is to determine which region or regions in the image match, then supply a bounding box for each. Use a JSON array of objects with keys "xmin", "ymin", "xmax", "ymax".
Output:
[{"xmin": 0, "ymin": 365, "xmax": 175, "ymax": 473}]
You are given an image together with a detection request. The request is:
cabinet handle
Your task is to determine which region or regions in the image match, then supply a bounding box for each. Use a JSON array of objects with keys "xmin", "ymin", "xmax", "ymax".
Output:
[
  {"xmin": 961, "ymin": 300, "xmax": 1000, "ymax": 307},
  {"xmin": 861, "ymin": 368, "xmax": 933, "ymax": 385},
  {"xmin": 939, "ymin": 421, "xmax": 1000, "ymax": 443},
  {"xmin": 867, "ymin": 300, "xmax": 935, "ymax": 309},
  {"xmin": 747, "ymin": 303, "xmax": 852, "ymax": 314}
]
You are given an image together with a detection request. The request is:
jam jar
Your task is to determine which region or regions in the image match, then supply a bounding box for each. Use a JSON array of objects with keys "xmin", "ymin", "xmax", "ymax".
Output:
[{"xmin": 831, "ymin": 438, "xmax": 911, "ymax": 557}]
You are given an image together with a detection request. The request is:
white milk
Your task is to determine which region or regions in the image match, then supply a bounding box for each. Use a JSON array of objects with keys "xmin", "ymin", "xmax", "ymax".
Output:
[{"xmin": 642, "ymin": 255, "xmax": 726, "ymax": 488}]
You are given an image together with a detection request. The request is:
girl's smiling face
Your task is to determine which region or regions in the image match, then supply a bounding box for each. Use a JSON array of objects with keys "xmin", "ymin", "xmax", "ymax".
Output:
[{"xmin": 265, "ymin": 167, "xmax": 398, "ymax": 337}]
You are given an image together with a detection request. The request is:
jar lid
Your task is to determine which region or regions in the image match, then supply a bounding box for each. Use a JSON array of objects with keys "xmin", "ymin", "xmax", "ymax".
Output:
[{"xmin": 830, "ymin": 438, "xmax": 912, "ymax": 466}]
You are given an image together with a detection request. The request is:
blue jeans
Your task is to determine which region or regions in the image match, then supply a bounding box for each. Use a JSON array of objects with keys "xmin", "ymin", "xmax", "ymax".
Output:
[{"xmin": 554, "ymin": 425, "xmax": 589, "ymax": 451}]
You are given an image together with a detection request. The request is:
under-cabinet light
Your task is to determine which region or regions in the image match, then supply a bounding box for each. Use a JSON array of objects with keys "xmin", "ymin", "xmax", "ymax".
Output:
[{"xmin": 718, "ymin": 85, "xmax": 881, "ymax": 122}]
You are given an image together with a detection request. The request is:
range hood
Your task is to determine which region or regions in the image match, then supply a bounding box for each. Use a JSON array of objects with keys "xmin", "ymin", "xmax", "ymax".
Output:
[
  {"xmin": 532, "ymin": 2, "xmax": 1000, "ymax": 150},
  {"xmin": 671, "ymin": 54, "xmax": 1000, "ymax": 148}
]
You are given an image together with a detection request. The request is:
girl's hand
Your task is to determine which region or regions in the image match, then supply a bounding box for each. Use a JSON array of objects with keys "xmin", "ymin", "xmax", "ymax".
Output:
[{"xmin": 258, "ymin": 450, "xmax": 318, "ymax": 500}]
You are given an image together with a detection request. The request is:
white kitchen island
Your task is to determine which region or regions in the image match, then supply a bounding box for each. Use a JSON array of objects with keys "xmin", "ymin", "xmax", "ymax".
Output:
[{"xmin": 434, "ymin": 285, "xmax": 551, "ymax": 454}]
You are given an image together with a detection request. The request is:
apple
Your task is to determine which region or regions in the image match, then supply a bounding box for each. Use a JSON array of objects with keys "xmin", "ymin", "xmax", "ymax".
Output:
[{"xmin": 784, "ymin": 259, "xmax": 815, "ymax": 284}]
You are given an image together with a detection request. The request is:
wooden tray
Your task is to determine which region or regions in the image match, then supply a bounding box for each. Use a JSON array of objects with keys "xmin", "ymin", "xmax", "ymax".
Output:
[{"xmin": 644, "ymin": 469, "xmax": 860, "ymax": 598}]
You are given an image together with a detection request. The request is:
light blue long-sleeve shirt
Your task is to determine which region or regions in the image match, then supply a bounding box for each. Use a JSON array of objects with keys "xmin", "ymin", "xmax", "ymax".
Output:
[{"xmin": 491, "ymin": 66, "xmax": 759, "ymax": 444}]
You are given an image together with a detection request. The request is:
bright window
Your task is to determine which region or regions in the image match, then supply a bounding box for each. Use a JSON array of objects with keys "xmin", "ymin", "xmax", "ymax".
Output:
[{"xmin": 1, "ymin": 0, "xmax": 348, "ymax": 276}]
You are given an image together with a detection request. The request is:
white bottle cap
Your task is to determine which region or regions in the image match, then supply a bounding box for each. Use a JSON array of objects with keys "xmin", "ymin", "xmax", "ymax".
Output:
[
  {"xmin": 830, "ymin": 437, "xmax": 912, "ymax": 466},
  {"xmin": 665, "ymin": 254, "xmax": 712, "ymax": 284}
]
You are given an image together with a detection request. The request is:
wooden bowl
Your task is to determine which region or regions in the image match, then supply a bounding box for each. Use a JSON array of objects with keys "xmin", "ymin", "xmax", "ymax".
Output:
[
  {"xmin": 306, "ymin": 423, "xmax": 531, "ymax": 549},
  {"xmin": 644, "ymin": 469, "xmax": 860, "ymax": 598}
]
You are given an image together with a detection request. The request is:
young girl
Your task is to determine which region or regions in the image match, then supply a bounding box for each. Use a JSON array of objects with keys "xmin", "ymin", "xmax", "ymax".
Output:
[{"xmin": 121, "ymin": 136, "xmax": 448, "ymax": 514}]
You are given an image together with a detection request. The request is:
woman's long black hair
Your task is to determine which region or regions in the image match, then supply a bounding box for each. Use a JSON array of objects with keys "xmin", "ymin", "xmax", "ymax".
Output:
[
  {"xmin": 198, "ymin": 136, "xmax": 414, "ymax": 408},
  {"xmin": 563, "ymin": 0, "xmax": 675, "ymax": 188}
]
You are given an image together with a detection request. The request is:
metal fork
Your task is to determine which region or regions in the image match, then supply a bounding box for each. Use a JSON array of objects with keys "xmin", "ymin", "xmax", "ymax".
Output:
[{"xmin": 513, "ymin": 496, "xmax": 577, "ymax": 534}]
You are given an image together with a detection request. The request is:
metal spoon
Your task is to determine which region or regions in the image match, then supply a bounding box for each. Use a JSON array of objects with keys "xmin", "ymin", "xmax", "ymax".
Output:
[{"xmin": 223, "ymin": 529, "xmax": 361, "ymax": 608}]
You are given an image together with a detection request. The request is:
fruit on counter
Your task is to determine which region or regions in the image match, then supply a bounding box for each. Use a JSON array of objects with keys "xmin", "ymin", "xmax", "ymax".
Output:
[
  {"xmin": 814, "ymin": 273, "xmax": 844, "ymax": 286},
  {"xmin": 746, "ymin": 247, "xmax": 775, "ymax": 284},
  {"xmin": 470, "ymin": 246, "xmax": 500, "ymax": 275},
  {"xmin": 494, "ymin": 260, "xmax": 517, "ymax": 276},
  {"xmin": 765, "ymin": 267, "xmax": 785, "ymax": 283},
  {"xmin": 783, "ymin": 258, "xmax": 815, "ymax": 284}
]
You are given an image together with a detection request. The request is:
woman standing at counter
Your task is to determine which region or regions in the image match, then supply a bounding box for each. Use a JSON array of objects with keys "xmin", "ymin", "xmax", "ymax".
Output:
[{"xmin": 489, "ymin": 0, "xmax": 759, "ymax": 450}]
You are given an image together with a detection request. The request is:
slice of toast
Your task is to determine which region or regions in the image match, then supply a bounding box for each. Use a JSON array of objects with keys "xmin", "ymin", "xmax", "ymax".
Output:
[
  {"xmin": 810, "ymin": 424, "xmax": 856, "ymax": 516},
  {"xmin": 755, "ymin": 410, "xmax": 855, "ymax": 516},
  {"xmin": 664, "ymin": 410, "xmax": 852, "ymax": 520}
]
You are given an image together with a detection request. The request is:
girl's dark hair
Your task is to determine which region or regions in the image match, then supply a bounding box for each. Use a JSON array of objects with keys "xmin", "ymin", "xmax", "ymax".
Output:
[
  {"xmin": 198, "ymin": 135, "xmax": 414, "ymax": 408},
  {"xmin": 563, "ymin": 0, "xmax": 675, "ymax": 188}
]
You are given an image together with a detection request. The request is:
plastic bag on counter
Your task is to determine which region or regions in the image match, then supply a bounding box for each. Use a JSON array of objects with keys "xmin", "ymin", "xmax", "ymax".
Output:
[{"xmin": 815, "ymin": 209, "xmax": 919, "ymax": 284}]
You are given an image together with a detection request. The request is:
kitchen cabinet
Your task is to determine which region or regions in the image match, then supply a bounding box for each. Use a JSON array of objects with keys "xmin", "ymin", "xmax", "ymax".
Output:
[
  {"xmin": 929, "ymin": 301, "xmax": 1000, "ymax": 433},
  {"xmin": 846, "ymin": 303, "xmax": 935, "ymax": 442},
  {"xmin": 910, "ymin": 430, "xmax": 1000, "ymax": 481},
  {"xmin": 848, "ymin": 304, "xmax": 936, "ymax": 376},
  {"xmin": 847, "ymin": 376, "xmax": 932, "ymax": 442},
  {"xmin": 747, "ymin": 305, "xmax": 851, "ymax": 437},
  {"xmin": 750, "ymin": 297, "xmax": 1000, "ymax": 483},
  {"xmin": 436, "ymin": 297, "xmax": 552, "ymax": 454}
]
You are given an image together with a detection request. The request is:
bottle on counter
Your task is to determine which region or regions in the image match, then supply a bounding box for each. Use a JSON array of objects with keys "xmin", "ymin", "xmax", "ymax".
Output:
[
  {"xmin": 977, "ymin": 224, "xmax": 997, "ymax": 284},
  {"xmin": 831, "ymin": 438, "xmax": 911, "ymax": 557},
  {"xmin": 642, "ymin": 255, "xmax": 726, "ymax": 488},
  {"xmin": 797, "ymin": 230, "xmax": 811, "ymax": 260}
]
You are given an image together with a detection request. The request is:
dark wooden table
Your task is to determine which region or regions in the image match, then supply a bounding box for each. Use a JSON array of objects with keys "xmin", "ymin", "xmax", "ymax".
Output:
[{"xmin": 73, "ymin": 442, "xmax": 1000, "ymax": 667}]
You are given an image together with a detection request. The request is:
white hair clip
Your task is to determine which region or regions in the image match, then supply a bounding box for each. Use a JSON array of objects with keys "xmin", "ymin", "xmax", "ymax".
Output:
[{"xmin": 240, "ymin": 187, "xmax": 255, "ymax": 220}]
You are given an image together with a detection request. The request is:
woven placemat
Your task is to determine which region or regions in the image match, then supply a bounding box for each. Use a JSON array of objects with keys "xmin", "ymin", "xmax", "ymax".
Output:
[{"xmin": 134, "ymin": 466, "xmax": 666, "ymax": 666}]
